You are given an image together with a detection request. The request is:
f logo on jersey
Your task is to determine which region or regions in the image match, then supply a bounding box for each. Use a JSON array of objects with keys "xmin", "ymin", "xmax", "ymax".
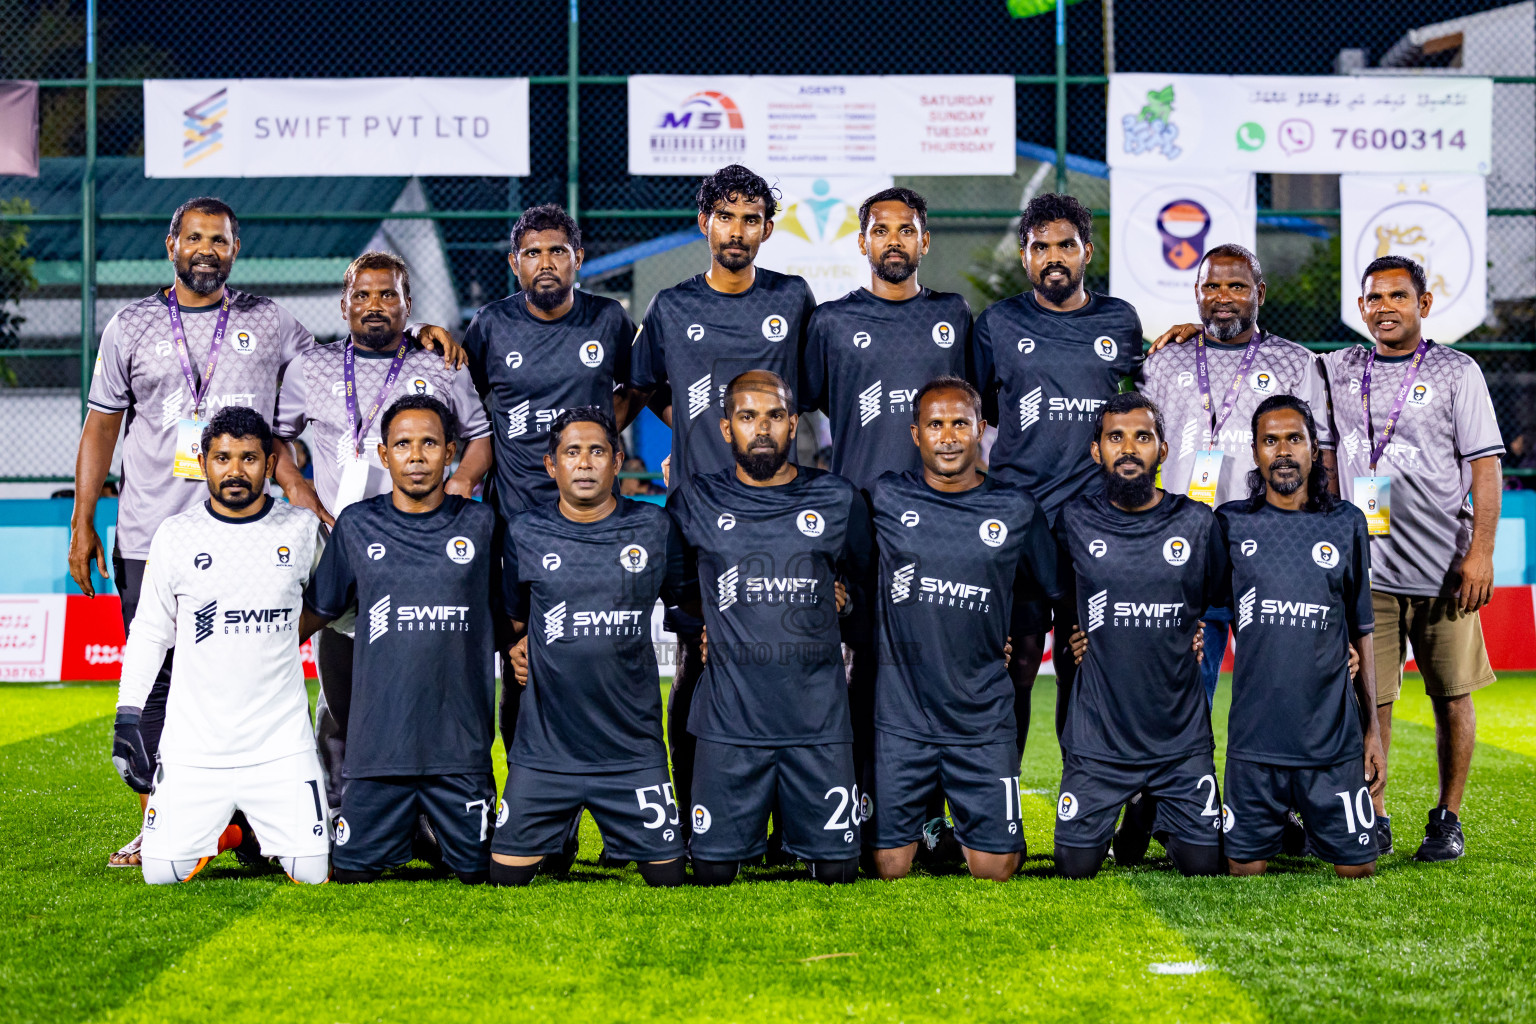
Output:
[
  {"xmin": 1178, "ymin": 370, "xmax": 1194, "ymax": 387},
  {"xmin": 1240, "ymin": 539, "xmax": 1257, "ymax": 557},
  {"xmin": 762, "ymin": 314, "xmax": 787, "ymax": 340},
  {"xmin": 194, "ymin": 600, "xmax": 217, "ymax": 643},
  {"xmin": 193, "ymin": 552, "xmax": 212, "ymax": 570},
  {"xmin": 900, "ymin": 510, "xmax": 920, "ymax": 528},
  {"xmin": 1408, "ymin": 382, "xmax": 1434, "ymax": 407},
  {"xmin": 692, "ymin": 804, "xmax": 712, "ymax": 834},
  {"xmin": 852, "ymin": 331, "xmax": 872, "ymax": 349},
  {"xmin": 1019, "ymin": 386, "xmax": 1042, "ymax": 431},
  {"xmin": 275, "ymin": 545, "xmax": 291, "ymax": 566},
  {"xmin": 446, "ymin": 537, "xmax": 475, "ymax": 564},
  {"xmin": 1088, "ymin": 539, "xmax": 1107, "ymax": 558},
  {"xmin": 620, "ymin": 543, "xmax": 649, "ymax": 573},
  {"xmin": 542, "ymin": 552, "xmax": 562, "ymax": 571},
  {"xmin": 1094, "ymin": 336, "xmax": 1118, "ymax": 361},
  {"xmin": 979, "ymin": 519, "xmax": 1007, "ymax": 547},
  {"xmin": 367, "ymin": 543, "xmax": 387, "ymax": 561},
  {"xmin": 1163, "ymin": 536, "xmax": 1190, "ymax": 566},
  {"xmin": 716, "ymin": 513, "xmax": 736, "ymax": 531},
  {"xmin": 1017, "ymin": 338, "xmax": 1035, "ymax": 354},
  {"xmin": 1057, "ymin": 793, "xmax": 1079, "ymax": 821},
  {"xmin": 368, "ymin": 595, "xmax": 391, "ymax": 643},
  {"xmin": 1312, "ymin": 541, "xmax": 1339, "ymax": 569},
  {"xmin": 932, "ymin": 321, "xmax": 954, "ymax": 348},
  {"xmin": 798, "ymin": 510, "xmax": 824, "ymax": 537},
  {"xmin": 505, "ymin": 351, "xmax": 523, "ymax": 368},
  {"xmin": 579, "ymin": 340, "xmax": 604, "ymax": 368}
]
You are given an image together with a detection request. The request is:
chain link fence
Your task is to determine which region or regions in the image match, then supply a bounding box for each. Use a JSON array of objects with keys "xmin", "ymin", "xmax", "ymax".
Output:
[{"xmin": 0, "ymin": 0, "xmax": 1530, "ymax": 480}]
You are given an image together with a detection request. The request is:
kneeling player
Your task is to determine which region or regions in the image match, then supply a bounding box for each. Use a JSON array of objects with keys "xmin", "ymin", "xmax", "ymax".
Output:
[
  {"xmin": 670, "ymin": 371, "xmax": 872, "ymax": 885},
  {"xmin": 304, "ymin": 395, "xmax": 499, "ymax": 884},
  {"xmin": 1052, "ymin": 394, "xmax": 1227, "ymax": 878},
  {"xmin": 1217, "ymin": 396, "xmax": 1384, "ymax": 878},
  {"xmin": 112, "ymin": 408, "xmax": 329, "ymax": 884},
  {"xmin": 867, "ymin": 377, "xmax": 1059, "ymax": 882},
  {"xmin": 491, "ymin": 408, "xmax": 696, "ymax": 887}
]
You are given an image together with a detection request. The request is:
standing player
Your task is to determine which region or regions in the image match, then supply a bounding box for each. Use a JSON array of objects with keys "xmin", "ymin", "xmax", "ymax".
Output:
[
  {"xmin": 802, "ymin": 187, "xmax": 974, "ymax": 857},
  {"xmin": 668, "ymin": 371, "xmax": 871, "ymax": 885},
  {"xmin": 491, "ymin": 408, "xmax": 697, "ymax": 887},
  {"xmin": 71, "ymin": 197, "xmax": 460, "ymax": 866},
  {"xmin": 1051, "ymin": 393, "xmax": 1227, "ymax": 878},
  {"xmin": 630, "ymin": 165, "xmax": 818, "ymax": 840},
  {"xmin": 867, "ymin": 377, "xmax": 1058, "ymax": 882},
  {"xmin": 1217, "ymin": 396, "xmax": 1384, "ymax": 878},
  {"xmin": 274, "ymin": 251, "xmax": 491, "ymax": 811},
  {"xmin": 1322, "ymin": 255, "xmax": 1502, "ymax": 862},
  {"xmin": 1140, "ymin": 244, "xmax": 1331, "ymax": 705},
  {"xmin": 970, "ymin": 193, "xmax": 1144, "ymax": 749},
  {"xmin": 111, "ymin": 407, "xmax": 328, "ymax": 884},
  {"xmin": 303, "ymin": 395, "xmax": 499, "ymax": 884}
]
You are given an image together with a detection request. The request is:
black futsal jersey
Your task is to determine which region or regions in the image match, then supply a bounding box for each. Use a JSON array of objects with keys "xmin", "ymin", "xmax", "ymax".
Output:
[
  {"xmin": 631, "ymin": 269, "xmax": 817, "ymax": 491},
  {"xmin": 869, "ymin": 471, "xmax": 1058, "ymax": 746},
  {"xmin": 972, "ymin": 291, "xmax": 1143, "ymax": 517},
  {"xmin": 668, "ymin": 467, "xmax": 872, "ymax": 746},
  {"xmin": 1216, "ymin": 499, "xmax": 1375, "ymax": 767},
  {"xmin": 1054, "ymin": 492, "xmax": 1227, "ymax": 764},
  {"xmin": 462, "ymin": 290, "xmax": 635, "ymax": 520},
  {"xmin": 803, "ymin": 287, "xmax": 973, "ymax": 492},
  {"xmin": 305, "ymin": 494, "xmax": 498, "ymax": 778},
  {"xmin": 502, "ymin": 498, "xmax": 696, "ymax": 773}
]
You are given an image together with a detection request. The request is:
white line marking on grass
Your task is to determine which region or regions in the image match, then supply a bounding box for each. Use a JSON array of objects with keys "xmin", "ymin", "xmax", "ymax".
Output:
[{"xmin": 1148, "ymin": 962, "xmax": 1211, "ymax": 975}]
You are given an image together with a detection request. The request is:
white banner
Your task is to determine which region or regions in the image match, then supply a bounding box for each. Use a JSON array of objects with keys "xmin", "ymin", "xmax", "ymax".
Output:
[
  {"xmin": 0, "ymin": 595, "xmax": 65, "ymax": 682},
  {"xmin": 1109, "ymin": 74, "xmax": 1492, "ymax": 176},
  {"xmin": 144, "ymin": 78, "xmax": 529, "ymax": 178},
  {"xmin": 627, "ymin": 76, "xmax": 1014, "ymax": 177},
  {"xmin": 1340, "ymin": 174, "xmax": 1487, "ymax": 343},
  {"xmin": 1108, "ymin": 171, "xmax": 1257, "ymax": 341},
  {"xmin": 755, "ymin": 175, "xmax": 894, "ymax": 303}
]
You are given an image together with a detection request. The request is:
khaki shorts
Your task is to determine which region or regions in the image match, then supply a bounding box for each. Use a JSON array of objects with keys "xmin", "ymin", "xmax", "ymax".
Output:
[{"xmin": 1371, "ymin": 590, "xmax": 1496, "ymax": 705}]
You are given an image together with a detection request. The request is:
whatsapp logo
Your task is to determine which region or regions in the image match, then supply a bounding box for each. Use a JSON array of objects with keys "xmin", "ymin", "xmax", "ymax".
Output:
[{"xmin": 1236, "ymin": 122, "xmax": 1266, "ymax": 152}]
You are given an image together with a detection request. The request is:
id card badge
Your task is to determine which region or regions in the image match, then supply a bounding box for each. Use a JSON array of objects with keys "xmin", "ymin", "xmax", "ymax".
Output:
[
  {"xmin": 334, "ymin": 449, "xmax": 370, "ymax": 513},
  {"xmin": 1353, "ymin": 475, "xmax": 1392, "ymax": 535},
  {"xmin": 1188, "ymin": 450, "xmax": 1224, "ymax": 507},
  {"xmin": 172, "ymin": 418, "xmax": 208, "ymax": 480}
]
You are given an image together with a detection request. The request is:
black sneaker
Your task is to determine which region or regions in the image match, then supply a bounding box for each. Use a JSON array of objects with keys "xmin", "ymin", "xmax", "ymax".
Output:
[
  {"xmin": 543, "ymin": 813, "xmax": 582, "ymax": 875},
  {"xmin": 1112, "ymin": 793, "xmax": 1155, "ymax": 866},
  {"xmin": 1375, "ymin": 815, "xmax": 1393, "ymax": 856},
  {"xmin": 1414, "ymin": 806, "xmax": 1465, "ymax": 863},
  {"xmin": 229, "ymin": 810, "xmax": 274, "ymax": 871},
  {"xmin": 914, "ymin": 816, "xmax": 962, "ymax": 868},
  {"xmin": 1281, "ymin": 810, "xmax": 1308, "ymax": 857},
  {"xmin": 411, "ymin": 813, "xmax": 445, "ymax": 869},
  {"xmin": 763, "ymin": 828, "xmax": 796, "ymax": 868}
]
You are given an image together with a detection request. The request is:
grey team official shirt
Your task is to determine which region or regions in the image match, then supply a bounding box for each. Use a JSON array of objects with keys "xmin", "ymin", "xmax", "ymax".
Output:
[
  {"xmin": 274, "ymin": 341, "xmax": 489, "ymax": 515},
  {"xmin": 972, "ymin": 291, "xmax": 1144, "ymax": 519},
  {"xmin": 1321, "ymin": 342, "xmax": 1505, "ymax": 597},
  {"xmin": 305, "ymin": 493, "xmax": 499, "ymax": 778},
  {"xmin": 803, "ymin": 287, "xmax": 974, "ymax": 493},
  {"xmin": 1054, "ymin": 492, "xmax": 1227, "ymax": 765},
  {"xmin": 1217, "ymin": 499, "xmax": 1374, "ymax": 767},
  {"xmin": 1140, "ymin": 329, "xmax": 1331, "ymax": 508},
  {"xmin": 462, "ymin": 290, "xmax": 635, "ymax": 520},
  {"xmin": 88, "ymin": 289, "xmax": 313, "ymax": 558},
  {"xmin": 632, "ymin": 268, "xmax": 817, "ymax": 492}
]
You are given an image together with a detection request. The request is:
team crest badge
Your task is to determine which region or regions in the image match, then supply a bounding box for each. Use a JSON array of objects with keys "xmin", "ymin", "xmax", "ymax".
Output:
[
  {"xmin": 1249, "ymin": 369, "xmax": 1275, "ymax": 395},
  {"xmin": 1407, "ymin": 381, "xmax": 1434, "ymax": 407},
  {"xmin": 1312, "ymin": 541, "xmax": 1339, "ymax": 569},
  {"xmin": 932, "ymin": 321, "xmax": 955, "ymax": 348},
  {"xmin": 446, "ymin": 536, "xmax": 475, "ymax": 564},
  {"xmin": 761, "ymin": 314, "xmax": 788, "ymax": 341},
  {"xmin": 1094, "ymin": 336, "xmax": 1118, "ymax": 361},
  {"xmin": 979, "ymin": 519, "xmax": 1008, "ymax": 547},
  {"xmin": 797, "ymin": 510, "xmax": 824, "ymax": 537},
  {"xmin": 692, "ymin": 804, "xmax": 712, "ymax": 834},
  {"xmin": 1057, "ymin": 793, "xmax": 1078, "ymax": 821},
  {"xmin": 335, "ymin": 817, "xmax": 350, "ymax": 845},
  {"xmin": 579, "ymin": 340, "xmax": 605, "ymax": 368},
  {"xmin": 144, "ymin": 807, "xmax": 157, "ymax": 830},
  {"xmin": 407, "ymin": 377, "xmax": 434, "ymax": 396},
  {"xmin": 232, "ymin": 331, "xmax": 256, "ymax": 354},
  {"xmin": 619, "ymin": 543, "xmax": 649, "ymax": 573},
  {"xmin": 496, "ymin": 800, "xmax": 509, "ymax": 828},
  {"xmin": 1221, "ymin": 805, "xmax": 1235, "ymax": 833},
  {"xmin": 1163, "ymin": 536, "xmax": 1191, "ymax": 566},
  {"xmin": 274, "ymin": 545, "xmax": 292, "ymax": 567}
]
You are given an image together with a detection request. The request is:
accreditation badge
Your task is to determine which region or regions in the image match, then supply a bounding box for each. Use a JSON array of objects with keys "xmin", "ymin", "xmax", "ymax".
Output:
[
  {"xmin": 334, "ymin": 447, "xmax": 370, "ymax": 514},
  {"xmin": 1187, "ymin": 450, "xmax": 1224, "ymax": 507},
  {"xmin": 172, "ymin": 418, "xmax": 209, "ymax": 480},
  {"xmin": 1353, "ymin": 475, "xmax": 1392, "ymax": 536}
]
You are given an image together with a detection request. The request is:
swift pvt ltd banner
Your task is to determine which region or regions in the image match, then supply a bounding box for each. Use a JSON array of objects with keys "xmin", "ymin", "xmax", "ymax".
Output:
[{"xmin": 143, "ymin": 78, "xmax": 530, "ymax": 177}]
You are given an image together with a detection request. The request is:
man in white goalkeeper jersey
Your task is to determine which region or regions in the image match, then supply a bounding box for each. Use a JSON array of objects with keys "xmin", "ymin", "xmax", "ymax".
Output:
[{"xmin": 113, "ymin": 406, "xmax": 330, "ymax": 884}]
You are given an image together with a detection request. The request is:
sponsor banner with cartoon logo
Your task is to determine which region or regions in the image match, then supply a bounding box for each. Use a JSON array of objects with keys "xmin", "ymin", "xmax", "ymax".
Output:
[
  {"xmin": 1340, "ymin": 173, "xmax": 1487, "ymax": 343},
  {"xmin": 1108, "ymin": 170, "xmax": 1256, "ymax": 340},
  {"xmin": 755, "ymin": 175, "xmax": 893, "ymax": 303}
]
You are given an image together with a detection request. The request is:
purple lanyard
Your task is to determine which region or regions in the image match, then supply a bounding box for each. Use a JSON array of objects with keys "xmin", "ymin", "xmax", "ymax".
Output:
[
  {"xmin": 1193, "ymin": 330, "xmax": 1263, "ymax": 445},
  {"xmin": 1361, "ymin": 337, "xmax": 1431, "ymax": 472},
  {"xmin": 342, "ymin": 336, "xmax": 412, "ymax": 456},
  {"xmin": 166, "ymin": 287, "xmax": 231, "ymax": 419}
]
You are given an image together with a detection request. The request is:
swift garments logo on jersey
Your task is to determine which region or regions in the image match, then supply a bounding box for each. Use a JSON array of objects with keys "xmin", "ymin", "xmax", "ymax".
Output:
[
  {"xmin": 918, "ymin": 574, "xmax": 992, "ymax": 613},
  {"xmin": 1085, "ymin": 590, "xmax": 1185, "ymax": 630},
  {"xmin": 507, "ymin": 402, "xmax": 568, "ymax": 438},
  {"xmin": 366, "ymin": 595, "xmax": 473, "ymax": 639},
  {"xmin": 1236, "ymin": 587, "xmax": 1333, "ymax": 631},
  {"xmin": 543, "ymin": 604, "xmax": 645, "ymax": 643},
  {"xmin": 192, "ymin": 599, "xmax": 297, "ymax": 641},
  {"xmin": 1341, "ymin": 428, "xmax": 1421, "ymax": 466},
  {"xmin": 853, "ymin": 381, "xmax": 920, "ymax": 424}
]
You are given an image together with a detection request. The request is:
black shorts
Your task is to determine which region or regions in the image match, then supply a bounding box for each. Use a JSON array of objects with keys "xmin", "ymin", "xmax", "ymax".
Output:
[
  {"xmin": 334, "ymin": 773, "xmax": 496, "ymax": 875},
  {"xmin": 872, "ymin": 730, "xmax": 1025, "ymax": 854},
  {"xmin": 1223, "ymin": 757, "xmax": 1378, "ymax": 866},
  {"xmin": 491, "ymin": 762, "xmax": 686, "ymax": 862},
  {"xmin": 1055, "ymin": 750, "xmax": 1224, "ymax": 849},
  {"xmin": 690, "ymin": 738, "xmax": 860, "ymax": 862}
]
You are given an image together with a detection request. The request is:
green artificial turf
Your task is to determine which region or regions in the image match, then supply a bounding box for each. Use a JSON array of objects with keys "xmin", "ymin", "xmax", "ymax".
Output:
[{"xmin": 1, "ymin": 676, "xmax": 1532, "ymax": 1023}]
